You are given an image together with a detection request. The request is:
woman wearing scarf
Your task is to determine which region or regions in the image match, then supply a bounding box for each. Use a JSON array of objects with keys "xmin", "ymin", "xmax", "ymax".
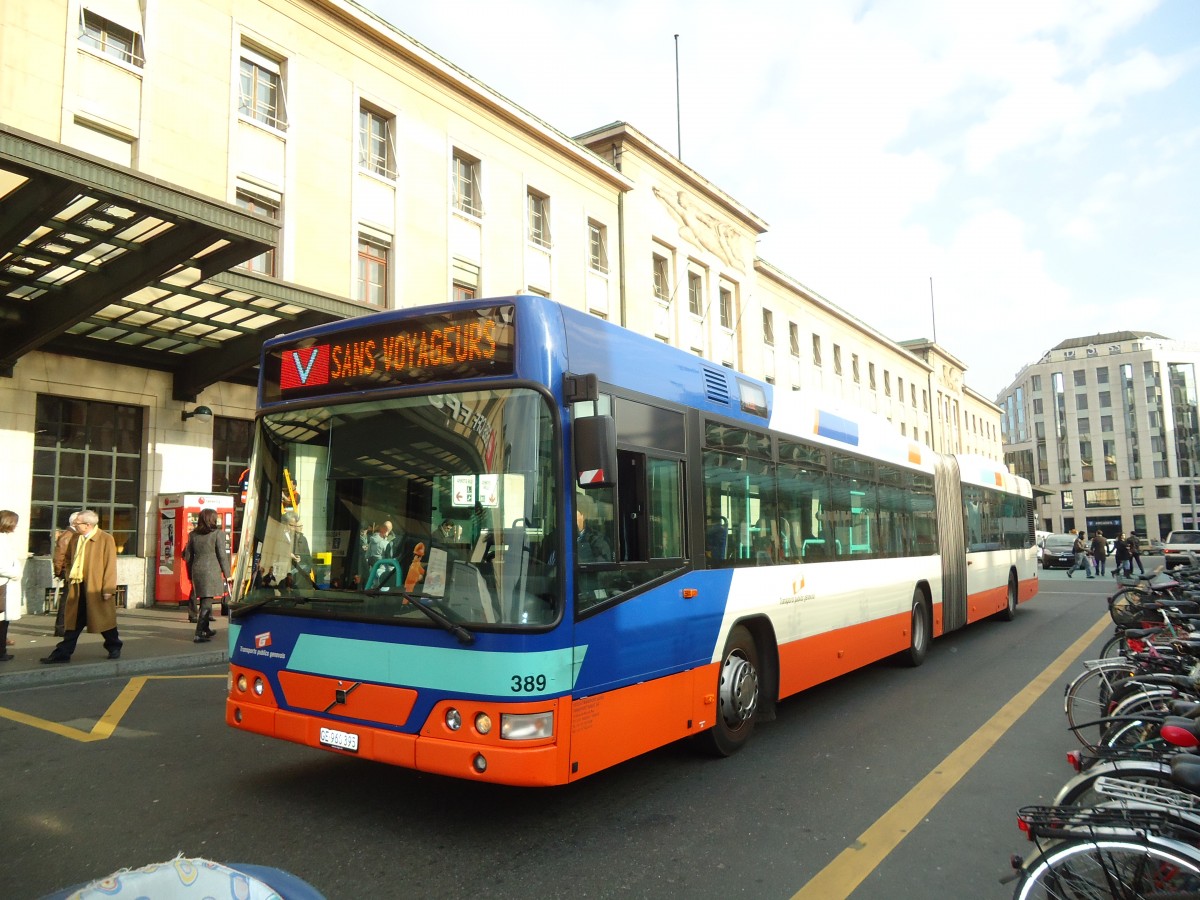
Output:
[
  {"xmin": 40, "ymin": 509, "xmax": 121, "ymax": 664},
  {"xmin": 0, "ymin": 509, "xmax": 22, "ymax": 662}
]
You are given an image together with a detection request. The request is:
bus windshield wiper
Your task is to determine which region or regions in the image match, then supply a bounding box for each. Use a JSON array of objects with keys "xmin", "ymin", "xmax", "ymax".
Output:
[{"xmin": 399, "ymin": 591, "xmax": 475, "ymax": 645}]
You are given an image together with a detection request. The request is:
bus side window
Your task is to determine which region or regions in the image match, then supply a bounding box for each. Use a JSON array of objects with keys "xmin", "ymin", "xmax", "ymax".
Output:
[{"xmin": 615, "ymin": 451, "xmax": 685, "ymax": 563}]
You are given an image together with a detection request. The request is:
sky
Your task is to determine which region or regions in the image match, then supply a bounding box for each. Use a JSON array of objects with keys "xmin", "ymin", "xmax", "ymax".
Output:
[{"xmin": 358, "ymin": 0, "xmax": 1200, "ymax": 401}]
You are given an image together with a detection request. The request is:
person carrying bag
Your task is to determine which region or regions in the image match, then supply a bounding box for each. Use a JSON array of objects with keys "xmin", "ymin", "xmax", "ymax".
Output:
[{"xmin": 182, "ymin": 508, "xmax": 231, "ymax": 643}]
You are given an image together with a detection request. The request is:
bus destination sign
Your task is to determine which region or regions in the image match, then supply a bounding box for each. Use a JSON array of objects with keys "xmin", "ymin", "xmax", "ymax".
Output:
[{"xmin": 263, "ymin": 305, "xmax": 515, "ymax": 402}]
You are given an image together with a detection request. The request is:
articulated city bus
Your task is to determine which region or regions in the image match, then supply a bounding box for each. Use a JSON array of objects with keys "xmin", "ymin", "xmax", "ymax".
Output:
[{"xmin": 226, "ymin": 295, "xmax": 1038, "ymax": 785}]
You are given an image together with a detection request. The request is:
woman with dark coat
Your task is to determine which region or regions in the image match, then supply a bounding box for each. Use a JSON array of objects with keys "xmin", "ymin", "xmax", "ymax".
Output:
[{"xmin": 183, "ymin": 508, "xmax": 230, "ymax": 643}]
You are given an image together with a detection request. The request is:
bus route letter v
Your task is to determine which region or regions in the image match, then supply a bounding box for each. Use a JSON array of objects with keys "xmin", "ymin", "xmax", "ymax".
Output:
[{"xmin": 282, "ymin": 345, "xmax": 330, "ymax": 390}]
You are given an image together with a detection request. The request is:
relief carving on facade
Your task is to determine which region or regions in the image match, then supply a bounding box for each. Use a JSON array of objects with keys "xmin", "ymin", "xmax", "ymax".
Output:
[{"xmin": 653, "ymin": 186, "xmax": 745, "ymax": 272}]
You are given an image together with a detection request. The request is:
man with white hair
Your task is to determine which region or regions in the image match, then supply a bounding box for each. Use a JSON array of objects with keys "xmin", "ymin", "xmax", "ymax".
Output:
[{"xmin": 41, "ymin": 509, "xmax": 122, "ymax": 663}]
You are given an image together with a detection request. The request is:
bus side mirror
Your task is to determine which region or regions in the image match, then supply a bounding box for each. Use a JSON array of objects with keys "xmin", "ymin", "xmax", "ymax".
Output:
[{"xmin": 574, "ymin": 415, "xmax": 616, "ymax": 488}]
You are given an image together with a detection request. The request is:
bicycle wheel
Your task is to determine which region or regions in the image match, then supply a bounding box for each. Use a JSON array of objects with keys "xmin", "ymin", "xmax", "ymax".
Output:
[
  {"xmin": 1097, "ymin": 633, "xmax": 1127, "ymax": 659},
  {"xmin": 1065, "ymin": 659, "xmax": 1138, "ymax": 748},
  {"xmin": 1014, "ymin": 835, "xmax": 1200, "ymax": 899}
]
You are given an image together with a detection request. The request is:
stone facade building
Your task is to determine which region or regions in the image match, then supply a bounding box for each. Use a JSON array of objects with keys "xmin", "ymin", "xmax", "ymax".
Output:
[{"xmin": 0, "ymin": 0, "xmax": 1002, "ymax": 610}]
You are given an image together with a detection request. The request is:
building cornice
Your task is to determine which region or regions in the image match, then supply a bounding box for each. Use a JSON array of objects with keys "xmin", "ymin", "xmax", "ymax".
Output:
[
  {"xmin": 576, "ymin": 121, "xmax": 768, "ymax": 234},
  {"xmin": 312, "ymin": 0, "xmax": 634, "ymax": 193}
]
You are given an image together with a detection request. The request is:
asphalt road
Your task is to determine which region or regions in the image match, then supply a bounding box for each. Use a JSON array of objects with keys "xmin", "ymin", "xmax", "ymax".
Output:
[{"xmin": 1, "ymin": 570, "xmax": 1114, "ymax": 899}]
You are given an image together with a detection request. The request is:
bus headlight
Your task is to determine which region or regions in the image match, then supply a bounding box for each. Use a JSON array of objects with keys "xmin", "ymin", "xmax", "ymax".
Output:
[
  {"xmin": 474, "ymin": 713, "xmax": 492, "ymax": 735},
  {"xmin": 253, "ymin": 677, "xmax": 265, "ymax": 696},
  {"xmin": 500, "ymin": 711, "xmax": 553, "ymax": 740},
  {"xmin": 445, "ymin": 708, "xmax": 462, "ymax": 731}
]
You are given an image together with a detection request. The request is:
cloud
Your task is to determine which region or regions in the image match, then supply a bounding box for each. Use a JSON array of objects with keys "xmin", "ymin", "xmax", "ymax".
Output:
[{"xmin": 360, "ymin": 0, "xmax": 1200, "ymax": 399}]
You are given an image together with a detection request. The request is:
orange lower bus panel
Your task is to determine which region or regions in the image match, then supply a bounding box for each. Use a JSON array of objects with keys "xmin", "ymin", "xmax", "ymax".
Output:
[
  {"xmin": 776, "ymin": 611, "xmax": 912, "ymax": 699},
  {"xmin": 568, "ymin": 666, "xmax": 711, "ymax": 782}
]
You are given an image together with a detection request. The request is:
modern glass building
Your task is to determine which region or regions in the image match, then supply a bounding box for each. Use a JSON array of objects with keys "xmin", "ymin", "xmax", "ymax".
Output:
[{"xmin": 999, "ymin": 331, "xmax": 1200, "ymax": 539}]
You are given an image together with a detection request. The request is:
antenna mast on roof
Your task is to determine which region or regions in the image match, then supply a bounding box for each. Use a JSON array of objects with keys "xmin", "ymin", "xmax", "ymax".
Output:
[
  {"xmin": 674, "ymin": 34, "xmax": 682, "ymax": 160},
  {"xmin": 929, "ymin": 276, "xmax": 938, "ymax": 344}
]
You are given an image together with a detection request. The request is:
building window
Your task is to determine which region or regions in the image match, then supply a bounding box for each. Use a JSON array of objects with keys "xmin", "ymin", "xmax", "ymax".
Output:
[
  {"xmin": 588, "ymin": 221, "xmax": 608, "ymax": 274},
  {"xmin": 527, "ymin": 190, "xmax": 551, "ymax": 248},
  {"xmin": 833, "ymin": 344, "xmax": 842, "ymax": 376},
  {"xmin": 30, "ymin": 396, "xmax": 143, "ymax": 556},
  {"xmin": 688, "ymin": 272, "xmax": 703, "ymax": 316},
  {"xmin": 1078, "ymin": 417, "xmax": 1090, "ymax": 434},
  {"xmin": 851, "ymin": 353, "xmax": 860, "ymax": 384},
  {"xmin": 789, "ymin": 323, "xmax": 800, "ymax": 358},
  {"xmin": 1084, "ymin": 488, "xmax": 1120, "ymax": 508},
  {"xmin": 79, "ymin": 9, "xmax": 143, "ymax": 67},
  {"xmin": 1131, "ymin": 486, "xmax": 1144, "ymax": 507},
  {"xmin": 452, "ymin": 258, "xmax": 479, "ymax": 301},
  {"xmin": 869, "ymin": 362, "xmax": 876, "ymax": 391},
  {"xmin": 1076, "ymin": 394, "xmax": 1088, "ymax": 410},
  {"xmin": 1061, "ymin": 490, "xmax": 1073, "ymax": 509},
  {"xmin": 356, "ymin": 235, "xmax": 389, "ymax": 306},
  {"xmin": 358, "ymin": 106, "xmax": 395, "ymax": 179},
  {"xmin": 1031, "ymin": 374, "xmax": 1042, "ymax": 391},
  {"xmin": 812, "ymin": 334, "xmax": 822, "ymax": 367},
  {"xmin": 1074, "ymin": 370, "xmax": 1087, "ymax": 387},
  {"xmin": 239, "ymin": 46, "xmax": 287, "ymax": 131},
  {"xmin": 452, "ymin": 151, "xmax": 481, "ymax": 217},
  {"xmin": 235, "ymin": 190, "xmax": 278, "ymax": 276},
  {"xmin": 762, "ymin": 309, "xmax": 774, "ymax": 347},
  {"xmin": 1033, "ymin": 398, "xmax": 1043, "ymax": 414},
  {"xmin": 719, "ymin": 287, "xmax": 734, "ymax": 330},
  {"xmin": 1098, "ymin": 390, "xmax": 1111, "ymax": 408},
  {"xmin": 652, "ymin": 255, "xmax": 669, "ymax": 302},
  {"xmin": 213, "ymin": 416, "xmax": 253, "ymax": 539},
  {"xmin": 1156, "ymin": 484, "xmax": 1172, "ymax": 499},
  {"xmin": 884, "ymin": 370, "xmax": 892, "ymax": 397}
]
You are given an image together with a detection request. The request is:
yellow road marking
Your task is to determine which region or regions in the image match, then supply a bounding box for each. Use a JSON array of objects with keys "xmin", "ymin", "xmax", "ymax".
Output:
[
  {"xmin": 0, "ymin": 674, "xmax": 225, "ymax": 742},
  {"xmin": 792, "ymin": 612, "xmax": 1111, "ymax": 900}
]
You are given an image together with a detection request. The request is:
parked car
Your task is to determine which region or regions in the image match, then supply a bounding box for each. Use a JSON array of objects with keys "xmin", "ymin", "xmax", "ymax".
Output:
[
  {"xmin": 1041, "ymin": 534, "xmax": 1077, "ymax": 569},
  {"xmin": 1144, "ymin": 538, "xmax": 1166, "ymax": 555},
  {"xmin": 1163, "ymin": 529, "xmax": 1200, "ymax": 569}
]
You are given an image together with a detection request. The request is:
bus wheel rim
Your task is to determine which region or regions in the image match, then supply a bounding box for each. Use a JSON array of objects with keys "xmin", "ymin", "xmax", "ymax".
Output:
[{"xmin": 720, "ymin": 650, "xmax": 759, "ymax": 728}]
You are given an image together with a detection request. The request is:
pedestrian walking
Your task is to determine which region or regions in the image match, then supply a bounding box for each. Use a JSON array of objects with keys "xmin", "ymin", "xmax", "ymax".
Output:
[
  {"xmin": 1128, "ymin": 532, "xmax": 1145, "ymax": 574},
  {"xmin": 40, "ymin": 509, "xmax": 121, "ymax": 664},
  {"xmin": 182, "ymin": 508, "xmax": 230, "ymax": 643},
  {"xmin": 0, "ymin": 509, "xmax": 23, "ymax": 661},
  {"xmin": 1090, "ymin": 530, "xmax": 1109, "ymax": 577},
  {"xmin": 1113, "ymin": 532, "xmax": 1132, "ymax": 577},
  {"xmin": 1068, "ymin": 532, "xmax": 1094, "ymax": 578}
]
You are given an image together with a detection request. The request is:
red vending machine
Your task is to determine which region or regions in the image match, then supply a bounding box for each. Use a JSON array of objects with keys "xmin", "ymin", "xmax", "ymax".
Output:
[{"xmin": 155, "ymin": 493, "xmax": 236, "ymax": 606}]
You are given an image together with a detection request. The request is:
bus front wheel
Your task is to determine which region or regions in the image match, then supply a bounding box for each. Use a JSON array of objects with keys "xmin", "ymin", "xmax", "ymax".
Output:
[
  {"xmin": 700, "ymin": 625, "xmax": 760, "ymax": 757},
  {"xmin": 901, "ymin": 590, "xmax": 931, "ymax": 668},
  {"xmin": 999, "ymin": 572, "xmax": 1018, "ymax": 621}
]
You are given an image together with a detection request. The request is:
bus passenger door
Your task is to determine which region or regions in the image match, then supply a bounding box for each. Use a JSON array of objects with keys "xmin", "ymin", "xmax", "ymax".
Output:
[{"xmin": 934, "ymin": 455, "xmax": 968, "ymax": 631}]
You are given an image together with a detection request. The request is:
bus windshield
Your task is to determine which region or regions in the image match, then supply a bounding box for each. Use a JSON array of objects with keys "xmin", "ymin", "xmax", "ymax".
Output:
[{"xmin": 235, "ymin": 387, "xmax": 559, "ymax": 629}]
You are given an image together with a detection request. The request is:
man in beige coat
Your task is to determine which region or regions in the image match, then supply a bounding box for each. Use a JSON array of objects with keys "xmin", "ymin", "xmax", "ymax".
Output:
[{"xmin": 41, "ymin": 509, "xmax": 122, "ymax": 663}]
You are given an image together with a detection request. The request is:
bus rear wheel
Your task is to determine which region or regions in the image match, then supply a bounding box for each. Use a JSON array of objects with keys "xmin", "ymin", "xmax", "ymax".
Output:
[{"xmin": 700, "ymin": 625, "xmax": 760, "ymax": 757}]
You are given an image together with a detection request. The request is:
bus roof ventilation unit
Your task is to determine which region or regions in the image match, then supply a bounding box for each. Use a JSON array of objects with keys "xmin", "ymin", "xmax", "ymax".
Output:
[{"xmin": 702, "ymin": 366, "xmax": 731, "ymax": 406}]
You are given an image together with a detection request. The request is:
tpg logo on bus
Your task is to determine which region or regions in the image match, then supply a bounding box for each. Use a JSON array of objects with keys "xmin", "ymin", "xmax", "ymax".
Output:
[
  {"xmin": 281, "ymin": 345, "xmax": 330, "ymax": 390},
  {"xmin": 255, "ymin": 632, "xmax": 272, "ymax": 649}
]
